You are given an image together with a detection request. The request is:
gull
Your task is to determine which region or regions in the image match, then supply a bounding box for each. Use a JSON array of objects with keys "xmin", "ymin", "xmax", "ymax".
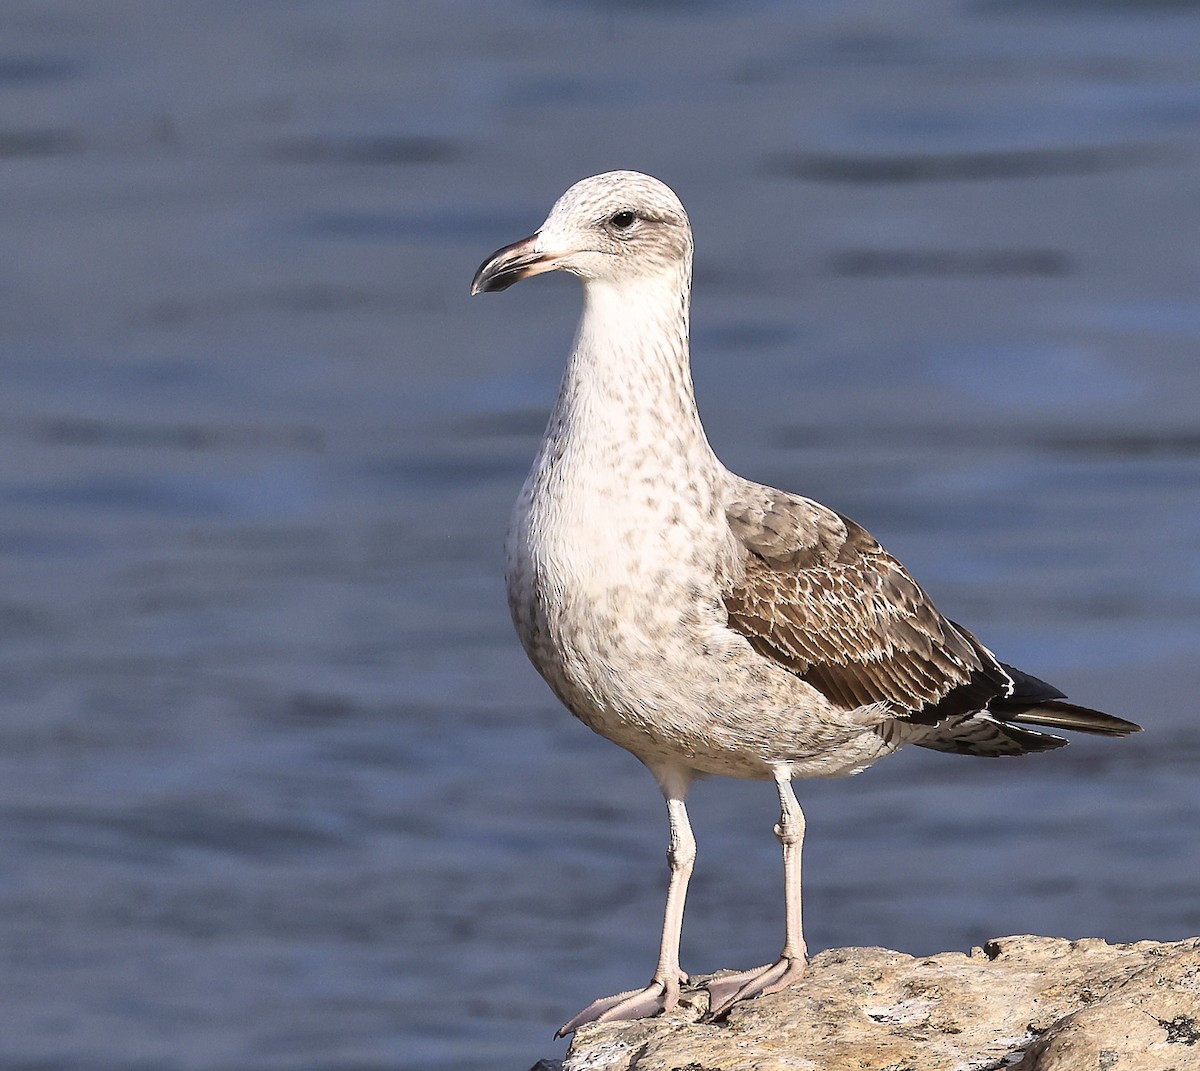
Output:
[{"xmin": 471, "ymin": 171, "xmax": 1140, "ymax": 1036}]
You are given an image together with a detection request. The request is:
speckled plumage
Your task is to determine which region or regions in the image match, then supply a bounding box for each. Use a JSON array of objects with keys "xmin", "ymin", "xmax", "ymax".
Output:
[{"xmin": 471, "ymin": 171, "xmax": 1140, "ymax": 1035}]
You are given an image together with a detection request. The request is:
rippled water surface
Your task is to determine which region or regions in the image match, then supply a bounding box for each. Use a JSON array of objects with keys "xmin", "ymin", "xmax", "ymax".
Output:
[{"xmin": 2, "ymin": 2, "xmax": 1199, "ymax": 1069}]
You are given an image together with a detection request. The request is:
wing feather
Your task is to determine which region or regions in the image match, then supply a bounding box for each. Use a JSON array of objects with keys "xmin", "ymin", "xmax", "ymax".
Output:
[{"xmin": 723, "ymin": 479, "xmax": 1011, "ymax": 723}]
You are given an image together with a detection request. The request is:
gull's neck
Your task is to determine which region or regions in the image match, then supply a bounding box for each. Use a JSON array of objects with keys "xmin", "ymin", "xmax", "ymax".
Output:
[
  {"xmin": 513, "ymin": 262, "xmax": 731, "ymax": 592},
  {"xmin": 547, "ymin": 267, "xmax": 715, "ymax": 469}
]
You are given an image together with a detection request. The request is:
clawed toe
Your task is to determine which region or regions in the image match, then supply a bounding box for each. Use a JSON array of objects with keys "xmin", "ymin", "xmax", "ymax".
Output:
[
  {"xmin": 705, "ymin": 955, "xmax": 806, "ymax": 1020},
  {"xmin": 556, "ymin": 976, "xmax": 682, "ymax": 1037}
]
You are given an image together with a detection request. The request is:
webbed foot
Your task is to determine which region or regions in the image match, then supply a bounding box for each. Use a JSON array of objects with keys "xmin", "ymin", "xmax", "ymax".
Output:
[
  {"xmin": 704, "ymin": 955, "xmax": 806, "ymax": 1020},
  {"xmin": 556, "ymin": 970, "xmax": 688, "ymax": 1037}
]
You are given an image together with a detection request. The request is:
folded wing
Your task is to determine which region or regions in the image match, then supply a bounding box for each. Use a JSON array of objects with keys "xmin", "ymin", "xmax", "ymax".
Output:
[{"xmin": 721, "ymin": 476, "xmax": 1139, "ymax": 755}]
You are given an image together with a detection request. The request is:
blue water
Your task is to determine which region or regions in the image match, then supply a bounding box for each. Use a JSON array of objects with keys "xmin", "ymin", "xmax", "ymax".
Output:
[{"xmin": 2, "ymin": 2, "xmax": 1199, "ymax": 1068}]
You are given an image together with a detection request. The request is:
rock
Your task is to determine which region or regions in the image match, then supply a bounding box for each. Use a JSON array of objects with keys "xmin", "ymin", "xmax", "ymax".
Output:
[{"xmin": 557, "ymin": 936, "xmax": 1200, "ymax": 1071}]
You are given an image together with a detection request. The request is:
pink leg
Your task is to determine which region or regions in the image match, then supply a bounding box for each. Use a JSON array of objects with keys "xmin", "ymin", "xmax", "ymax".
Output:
[
  {"xmin": 557, "ymin": 794, "xmax": 695, "ymax": 1036},
  {"xmin": 706, "ymin": 772, "xmax": 808, "ymax": 1019}
]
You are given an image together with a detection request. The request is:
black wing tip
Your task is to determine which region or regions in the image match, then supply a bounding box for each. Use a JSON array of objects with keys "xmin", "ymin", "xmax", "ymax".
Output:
[
  {"xmin": 991, "ymin": 663, "xmax": 1141, "ymax": 736},
  {"xmin": 1002, "ymin": 699, "xmax": 1142, "ymax": 737},
  {"xmin": 997, "ymin": 662, "xmax": 1067, "ymax": 703}
]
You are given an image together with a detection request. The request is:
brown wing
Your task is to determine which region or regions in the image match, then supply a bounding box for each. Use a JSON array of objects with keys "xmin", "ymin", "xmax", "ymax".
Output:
[{"xmin": 723, "ymin": 481, "xmax": 1012, "ymax": 724}]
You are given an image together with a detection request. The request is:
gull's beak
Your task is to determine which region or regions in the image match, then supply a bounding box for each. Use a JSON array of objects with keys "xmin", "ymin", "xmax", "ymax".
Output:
[{"xmin": 471, "ymin": 234, "xmax": 560, "ymax": 295}]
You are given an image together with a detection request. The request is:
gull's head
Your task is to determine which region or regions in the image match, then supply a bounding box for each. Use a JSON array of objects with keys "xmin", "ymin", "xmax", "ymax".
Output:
[{"xmin": 471, "ymin": 171, "xmax": 692, "ymax": 295}]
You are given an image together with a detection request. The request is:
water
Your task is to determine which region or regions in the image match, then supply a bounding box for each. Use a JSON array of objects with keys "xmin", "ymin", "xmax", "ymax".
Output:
[{"xmin": 2, "ymin": 2, "xmax": 1199, "ymax": 1068}]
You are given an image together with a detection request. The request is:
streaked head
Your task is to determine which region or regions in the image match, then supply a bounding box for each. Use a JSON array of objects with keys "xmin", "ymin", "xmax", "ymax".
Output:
[{"xmin": 471, "ymin": 171, "xmax": 692, "ymax": 295}]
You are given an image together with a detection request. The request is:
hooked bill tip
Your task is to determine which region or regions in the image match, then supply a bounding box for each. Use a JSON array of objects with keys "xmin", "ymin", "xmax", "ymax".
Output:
[{"xmin": 471, "ymin": 233, "xmax": 556, "ymax": 295}]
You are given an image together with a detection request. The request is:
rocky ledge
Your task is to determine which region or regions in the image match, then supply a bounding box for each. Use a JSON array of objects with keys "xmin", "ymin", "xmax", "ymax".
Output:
[{"xmin": 544, "ymin": 935, "xmax": 1200, "ymax": 1071}]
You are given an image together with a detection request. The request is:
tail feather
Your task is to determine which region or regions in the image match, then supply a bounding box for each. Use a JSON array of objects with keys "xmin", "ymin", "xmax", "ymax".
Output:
[
  {"xmin": 914, "ymin": 659, "xmax": 1141, "ymax": 757},
  {"xmin": 915, "ymin": 715, "xmax": 1068, "ymax": 757}
]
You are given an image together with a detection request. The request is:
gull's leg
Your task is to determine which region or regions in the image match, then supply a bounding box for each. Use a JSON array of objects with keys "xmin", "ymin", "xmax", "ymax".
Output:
[
  {"xmin": 557, "ymin": 790, "xmax": 696, "ymax": 1036},
  {"xmin": 705, "ymin": 771, "xmax": 808, "ymax": 1019}
]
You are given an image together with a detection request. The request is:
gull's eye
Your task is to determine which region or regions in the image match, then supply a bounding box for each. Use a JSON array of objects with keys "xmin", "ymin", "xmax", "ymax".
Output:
[{"xmin": 609, "ymin": 210, "xmax": 637, "ymax": 231}]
